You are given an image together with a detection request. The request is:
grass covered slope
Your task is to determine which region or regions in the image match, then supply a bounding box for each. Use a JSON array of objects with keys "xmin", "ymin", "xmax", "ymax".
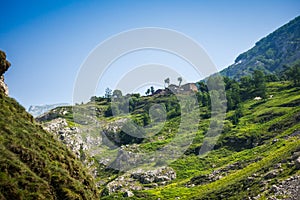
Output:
[
  {"xmin": 40, "ymin": 80, "xmax": 300, "ymax": 199},
  {"xmin": 136, "ymin": 82, "xmax": 300, "ymax": 200},
  {"xmin": 220, "ymin": 16, "xmax": 300, "ymax": 79},
  {"xmin": 0, "ymin": 92, "xmax": 99, "ymax": 199}
]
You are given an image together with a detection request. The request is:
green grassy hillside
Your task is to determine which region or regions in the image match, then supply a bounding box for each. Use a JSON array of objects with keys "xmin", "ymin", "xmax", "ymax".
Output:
[
  {"xmin": 0, "ymin": 91, "xmax": 99, "ymax": 199},
  {"xmin": 39, "ymin": 79, "xmax": 300, "ymax": 199},
  {"xmin": 138, "ymin": 82, "xmax": 300, "ymax": 199},
  {"xmin": 220, "ymin": 16, "xmax": 300, "ymax": 79},
  {"xmin": 3, "ymin": 14, "xmax": 300, "ymax": 198},
  {"xmin": 2, "ymin": 62, "xmax": 299, "ymax": 199}
]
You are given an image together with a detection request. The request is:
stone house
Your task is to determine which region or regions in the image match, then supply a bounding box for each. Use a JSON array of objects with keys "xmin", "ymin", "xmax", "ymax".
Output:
[{"xmin": 168, "ymin": 83, "xmax": 198, "ymax": 94}]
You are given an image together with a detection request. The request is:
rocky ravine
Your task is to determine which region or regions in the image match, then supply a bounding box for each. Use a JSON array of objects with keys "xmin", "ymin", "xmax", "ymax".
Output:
[{"xmin": 39, "ymin": 114, "xmax": 177, "ymax": 197}]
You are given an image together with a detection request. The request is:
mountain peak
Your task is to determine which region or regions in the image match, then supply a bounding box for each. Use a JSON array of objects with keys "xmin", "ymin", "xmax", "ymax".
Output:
[{"xmin": 221, "ymin": 16, "xmax": 300, "ymax": 79}]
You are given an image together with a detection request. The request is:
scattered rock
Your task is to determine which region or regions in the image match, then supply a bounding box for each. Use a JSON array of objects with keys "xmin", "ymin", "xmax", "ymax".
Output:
[
  {"xmin": 266, "ymin": 175, "xmax": 300, "ymax": 200},
  {"xmin": 42, "ymin": 118, "xmax": 103, "ymax": 161},
  {"xmin": 123, "ymin": 190, "xmax": 134, "ymax": 197},
  {"xmin": 106, "ymin": 166, "xmax": 176, "ymax": 196},
  {"xmin": 292, "ymin": 151, "xmax": 300, "ymax": 160},
  {"xmin": 264, "ymin": 170, "xmax": 278, "ymax": 179},
  {"xmin": 247, "ymin": 176, "xmax": 255, "ymax": 183},
  {"xmin": 226, "ymin": 162, "xmax": 242, "ymax": 170},
  {"xmin": 42, "ymin": 118, "xmax": 86, "ymax": 157},
  {"xmin": 272, "ymin": 139, "xmax": 278, "ymax": 144},
  {"xmin": 102, "ymin": 118, "xmax": 128, "ymax": 145},
  {"xmin": 289, "ymin": 130, "xmax": 300, "ymax": 137},
  {"xmin": 188, "ymin": 161, "xmax": 264, "ymax": 186},
  {"xmin": 273, "ymin": 163, "xmax": 282, "ymax": 169},
  {"xmin": 287, "ymin": 161, "xmax": 295, "ymax": 167},
  {"xmin": 131, "ymin": 166, "xmax": 176, "ymax": 185},
  {"xmin": 270, "ymin": 185, "xmax": 279, "ymax": 193},
  {"xmin": 295, "ymin": 157, "xmax": 300, "ymax": 169}
]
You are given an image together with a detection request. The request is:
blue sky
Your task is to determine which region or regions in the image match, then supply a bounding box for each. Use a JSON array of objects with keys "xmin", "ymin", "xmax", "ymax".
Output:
[{"xmin": 0, "ymin": 0, "xmax": 299, "ymax": 108}]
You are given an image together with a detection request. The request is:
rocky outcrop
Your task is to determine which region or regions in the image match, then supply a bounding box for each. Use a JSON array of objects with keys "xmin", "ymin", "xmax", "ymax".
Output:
[
  {"xmin": 106, "ymin": 176, "xmax": 143, "ymax": 195},
  {"xmin": 36, "ymin": 106, "xmax": 72, "ymax": 122},
  {"xmin": 42, "ymin": 118, "xmax": 87, "ymax": 158},
  {"xmin": 39, "ymin": 114, "xmax": 135, "ymax": 169},
  {"xmin": 42, "ymin": 118, "xmax": 101, "ymax": 160},
  {"xmin": 101, "ymin": 118, "xmax": 129, "ymax": 145},
  {"xmin": 0, "ymin": 75, "xmax": 9, "ymax": 95},
  {"xmin": 188, "ymin": 159, "xmax": 261, "ymax": 187},
  {"xmin": 266, "ymin": 175, "xmax": 300, "ymax": 200},
  {"xmin": 295, "ymin": 157, "xmax": 300, "ymax": 170},
  {"xmin": 131, "ymin": 166, "xmax": 176, "ymax": 185},
  {"xmin": 0, "ymin": 51, "xmax": 10, "ymax": 75},
  {"xmin": 105, "ymin": 166, "xmax": 176, "ymax": 196},
  {"xmin": 108, "ymin": 144, "xmax": 144, "ymax": 171},
  {"xmin": 41, "ymin": 117, "xmax": 105, "ymax": 179},
  {"xmin": 0, "ymin": 50, "xmax": 11, "ymax": 95}
]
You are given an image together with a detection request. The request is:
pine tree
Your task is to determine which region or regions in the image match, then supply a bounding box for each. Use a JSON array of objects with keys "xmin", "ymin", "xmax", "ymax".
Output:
[{"xmin": 253, "ymin": 70, "xmax": 267, "ymax": 98}]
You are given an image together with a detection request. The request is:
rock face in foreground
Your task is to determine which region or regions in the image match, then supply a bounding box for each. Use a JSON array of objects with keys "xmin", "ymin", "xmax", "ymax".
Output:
[
  {"xmin": 41, "ymin": 118, "xmax": 102, "ymax": 161},
  {"xmin": 0, "ymin": 50, "xmax": 10, "ymax": 95},
  {"xmin": 42, "ymin": 118, "xmax": 86, "ymax": 158},
  {"xmin": 0, "ymin": 51, "xmax": 99, "ymax": 199}
]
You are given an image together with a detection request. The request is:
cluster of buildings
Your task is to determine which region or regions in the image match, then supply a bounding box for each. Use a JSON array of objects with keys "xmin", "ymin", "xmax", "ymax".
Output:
[{"xmin": 153, "ymin": 83, "xmax": 198, "ymax": 95}]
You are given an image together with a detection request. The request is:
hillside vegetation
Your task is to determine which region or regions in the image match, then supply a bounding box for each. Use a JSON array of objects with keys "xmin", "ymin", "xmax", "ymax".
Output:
[
  {"xmin": 220, "ymin": 16, "xmax": 300, "ymax": 79},
  {"xmin": 0, "ymin": 54, "xmax": 99, "ymax": 200},
  {"xmin": 39, "ymin": 73, "xmax": 300, "ymax": 199},
  {"xmin": 1, "ymin": 15, "xmax": 300, "ymax": 200},
  {"xmin": 140, "ymin": 81, "xmax": 300, "ymax": 199}
]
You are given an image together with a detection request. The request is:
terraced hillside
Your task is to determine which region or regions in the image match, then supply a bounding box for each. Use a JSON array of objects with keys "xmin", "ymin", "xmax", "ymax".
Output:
[
  {"xmin": 39, "ymin": 79, "xmax": 300, "ymax": 199},
  {"xmin": 1, "ymin": 14, "xmax": 300, "ymax": 199}
]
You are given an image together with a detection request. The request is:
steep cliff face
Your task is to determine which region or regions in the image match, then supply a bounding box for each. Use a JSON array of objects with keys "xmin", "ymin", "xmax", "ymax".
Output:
[{"xmin": 0, "ymin": 50, "xmax": 10, "ymax": 95}]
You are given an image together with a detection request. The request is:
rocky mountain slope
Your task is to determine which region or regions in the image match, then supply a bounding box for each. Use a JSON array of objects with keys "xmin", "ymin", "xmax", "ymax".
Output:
[
  {"xmin": 0, "ymin": 51, "xmax": 99, "ymax": 199},
  {"xmin": 38, "ymin": 79, "xmax": 300, "ymax": 199},
  {"xmin": 1, "ymin": 15, "xmax": 300, "ymax": 200},
  {"xmin": 220, "ymin": 16, "xmax": 300, "ymax": 79}
]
